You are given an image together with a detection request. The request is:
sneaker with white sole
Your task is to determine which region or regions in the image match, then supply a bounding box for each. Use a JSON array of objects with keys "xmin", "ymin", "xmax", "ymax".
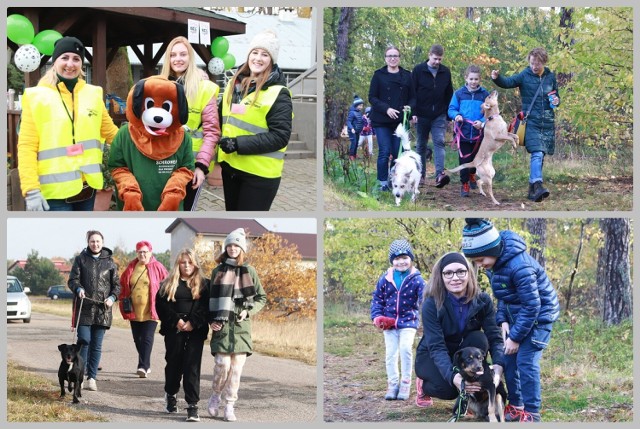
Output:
[
  {"xmin": 85, "ymin": 377, "xmax": 97, "ymax": 391},
  {"xmin": 224, "ymin": 403, "xmax": 237, "ymax": 422},
  {"xmin": 384, "ymin": 383, "xmax": 399, "ymax": 400},
  {"xmin": 207, "ymin": 394, "xmax": 221, "ymax": 417},
  {"xmin": 165, "ymin": 393, "xmax": 178, "ymax": 413},
  {"xmin": 397, "ymin": 379, "xmax": 411, "ymax": 400},
  {"xmin": 415, "ymin": 378, "xmax": 433, "ymax": 408},
  {"xmin": 137, "ymin": 368, "xmax": 147, "ymax": 378},
  {"xmin": 186, "ymin": 405, "xmax": 200, "ymax": 422}
]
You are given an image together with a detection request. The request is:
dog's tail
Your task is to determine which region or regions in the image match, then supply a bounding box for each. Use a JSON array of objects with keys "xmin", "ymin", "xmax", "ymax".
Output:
[
  {"xmin": 447, "ymin": 160, "xmax": 478, "ymax": 174},
  {"xmin": 394, "ymin": 123, "xmax": 411, "ymax": 152}
]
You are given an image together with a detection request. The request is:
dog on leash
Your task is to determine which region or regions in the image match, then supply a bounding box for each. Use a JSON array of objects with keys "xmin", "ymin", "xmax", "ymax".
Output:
[
  {"xmin": 58, "ymin": 343, "xmax": 84, "ymax": 403},
  {"xmin": 390, "ymin": 124, "xmax": 422, "ymax": 206},
  {"xmin": 452, "ymin": 346, "xmax": 507, "ymax": 422},
  {"xmin": 447, "ymin": 91, "xmax": 518, "ymax": 205}
]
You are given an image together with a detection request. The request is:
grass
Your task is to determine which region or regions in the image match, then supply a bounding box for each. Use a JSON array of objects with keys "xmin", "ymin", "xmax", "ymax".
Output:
[
  {"xmin": 323, "ymin": 302, "xmax": 633, "ymax": 422},
  {"xmin": 6, "ymin": 361, "xmax": 107, "ymax": 422}
]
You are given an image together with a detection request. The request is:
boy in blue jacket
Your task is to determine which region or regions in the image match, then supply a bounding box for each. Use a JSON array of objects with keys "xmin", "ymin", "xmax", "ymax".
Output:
[
  {"xmin": 448, "ymin": 65, "xmax": 490, "ymax": 197},
  {"xmin": 371, "ymin": 239, "xmax": 426, "ymax": 401},
  {"xmin": 462, "ymin": 218, "xmax": 560, "ymax": 422},
  {"xmin": 347, "ymin": 95, "xmax": 365, "ymax": 160}
]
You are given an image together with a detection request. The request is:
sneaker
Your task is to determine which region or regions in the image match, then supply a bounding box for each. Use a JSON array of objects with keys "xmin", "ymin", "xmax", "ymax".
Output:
[
  {"xmin": 186, "ymin": 405, "xmax": 200, "ymax": 422},
  {"xmin": 137, "ymin": 368, "xmax": 147, "ymax": 378},
  {"xmin": 504, "ymin": 404, "xmax": 524, "ymax": 422},
  {"xmin": 384, "ymin": 383, "xmax": 399, "ymax": 400},
  {"xmin": 207, "ymin": 394, "xmax": 221, "ymax": 417},
  {"xmin": 397, "ymin": 379, "xmax": 411, "ymax": 400},
  {"xmin": 146, "ymin": 368, "xmax": 151, "ymax": 375},
  {"xmin": 349, "ymin": 155, "xmax": 356, "ymax": 161},
  {"xmin": 415, "ymin": 378, "xmax": 433, "ymax": 408},
  {"xmin": 165, "ymin": 393, "xmax": 178, "ymax": 413},
  {"xmin": 85, "ymin": 378, "xmax": 97, "ymax": 391},
  {"xmin": 435, "ymin": 172, "xmax": 450, "ymax": 188},
  {"xmin": 461, "ymin": 182, "xmax": 470, "ymax": 197},
  {"xmin": 224, "ymin": 403, "xmax": 237, "ymax": 422},
  {"xmin": 469, "ymin": 173, "xmax": 478, "ymax": 190}
]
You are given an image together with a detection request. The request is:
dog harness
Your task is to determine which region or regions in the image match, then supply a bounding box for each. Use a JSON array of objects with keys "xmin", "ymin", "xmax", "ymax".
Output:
[{"xmin": 451, "ymin": 119, "xmax": 483, "ymax": 160}]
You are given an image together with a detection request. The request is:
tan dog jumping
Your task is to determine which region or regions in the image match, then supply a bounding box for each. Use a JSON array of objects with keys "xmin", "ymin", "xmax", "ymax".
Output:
[{"xmin": 447, "ymin": 91, "xmax": 518, "ymax": 205}]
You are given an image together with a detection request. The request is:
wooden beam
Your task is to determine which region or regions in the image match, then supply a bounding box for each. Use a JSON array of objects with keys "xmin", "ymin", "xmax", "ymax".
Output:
[{"xmin": 92, "ymin": 16, "xmax": 107, "ymax": 90}]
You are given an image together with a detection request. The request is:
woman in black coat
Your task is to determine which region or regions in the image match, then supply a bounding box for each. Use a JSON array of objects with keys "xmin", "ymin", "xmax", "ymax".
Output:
[
  {"xmin": 414, "ymin": 252, "xmax": 504, "ymax": 408},
  {"xmin": 368, "ymin": 45, "xmax": 415, "ymax": 192},
  {"xmin": 492, "ymin": 47, "xmax": 560, "ymax": 202}
]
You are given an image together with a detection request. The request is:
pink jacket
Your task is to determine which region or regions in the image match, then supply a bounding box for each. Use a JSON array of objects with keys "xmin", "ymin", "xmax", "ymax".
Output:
[
  {"xmin": 195, "ymin": 96, "xmax": 221, "ymax": 169},
  {"xmin": 118, "ymin": 256, "xmax": 168, "ymax": 320}
]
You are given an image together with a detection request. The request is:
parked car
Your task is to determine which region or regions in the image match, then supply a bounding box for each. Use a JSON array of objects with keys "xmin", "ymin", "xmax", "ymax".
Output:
[
  {"xmin": 47, "ymin": 285, "xmax": 74, "ymax": 300},
  {"xmin": 7, "ymin": 275, "xmax": 31, "ymax": 323}
]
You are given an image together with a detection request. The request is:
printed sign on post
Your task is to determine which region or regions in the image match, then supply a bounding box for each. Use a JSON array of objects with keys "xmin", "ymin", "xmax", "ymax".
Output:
[
  {"xmin": 199, "ymin": 21, "xmax": 211, "ymax": 46},
  {"xmin": 187, "ymin": 19, "xmax": 199, "ymax": 44}
]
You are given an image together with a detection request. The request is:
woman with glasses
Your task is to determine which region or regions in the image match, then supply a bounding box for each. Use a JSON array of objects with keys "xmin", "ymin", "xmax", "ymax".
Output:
[
  {"xmin": 118, "ymin": 240, "xmax": 168, "ymax": 378},
  {"xmin": 413, "ymin": 252, "xmax": 504, "ymax": 412},
  {"xmin": 368, "ymin": 46, "xmax": 415, "ymax": 192}
]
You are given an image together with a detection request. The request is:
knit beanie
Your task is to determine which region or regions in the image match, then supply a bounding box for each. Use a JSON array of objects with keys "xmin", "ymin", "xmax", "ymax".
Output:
[
  {"xmin": 388, "ymin": 239, "xmax": 415, "ymax": 264},
  {"xmin": 224, "ymin": 228, "xmax": 247, "ymax": 253},
  {"xmin": 248, "ymin": 29, "xmax": 280, "ymax": 64},
  {"xmin": 51, "ymin": 36, "xmax": 85, "ymax": 63},
  {"xmin": 352, "ymin": 95, "xmax": 364, "ymax": 108},
  {"xmin": 439, "ymin": 252, "xmax": 469, "ymax": 271},
  {"xmin": 462, "ymin": 218, "xmax": 502, "ymax": 258}
]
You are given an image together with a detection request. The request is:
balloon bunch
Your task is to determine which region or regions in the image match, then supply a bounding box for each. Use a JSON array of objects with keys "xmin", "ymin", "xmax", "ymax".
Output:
[
  {"xmin": 207, "ymin": 36, "xmax": 236, "ymax": 76},
  {"xmin": 7, "ymin": 14, "xmax": 63, "ymax": 73}
]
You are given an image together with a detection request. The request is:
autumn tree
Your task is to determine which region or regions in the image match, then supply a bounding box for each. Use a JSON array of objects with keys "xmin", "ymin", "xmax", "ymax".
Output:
[
  {"xmin": 11, "ymin": 250, "xmax": 64, "ymax": 295},
  {"xmin": 597, "ymin": 218, "xmax": 632, "ymax": 325}
]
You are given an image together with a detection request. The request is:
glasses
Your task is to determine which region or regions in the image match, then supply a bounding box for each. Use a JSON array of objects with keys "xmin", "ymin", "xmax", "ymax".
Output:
[
  {"xmin": 385, "ymin": 54, "xmax": 400, "ymax": 58},
  {"xmin": 137, "ymin": 251, "xmax": 149, "ymax": 255},
  {"xmin": 442, "ymin": 269, "xmax": 468, "ymax": 279}
]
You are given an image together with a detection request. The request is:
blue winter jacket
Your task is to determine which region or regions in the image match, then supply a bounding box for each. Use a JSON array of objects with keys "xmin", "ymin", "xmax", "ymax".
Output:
[
  {"xmin": 485, "ymin": 230, "xmax": 560, "ymax": 343},
  {"xmin": 371, "ymin": 266, "xmax": 425, "ymax": 329},
  {"xmin": 347, "ymin": 106, "xmax": 364, "ymax": 134},
  {"xmin": 448, "ymin": 86, "xmax": 490, "ymax": 142}
]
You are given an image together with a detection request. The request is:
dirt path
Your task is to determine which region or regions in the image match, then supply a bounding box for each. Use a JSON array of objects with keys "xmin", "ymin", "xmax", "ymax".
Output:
[{"xmin": 7, "ymin": 311, "xmax": 316, "ymax": 423}]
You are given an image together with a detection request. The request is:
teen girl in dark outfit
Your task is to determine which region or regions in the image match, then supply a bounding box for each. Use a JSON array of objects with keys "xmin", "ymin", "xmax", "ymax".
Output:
[
  {"xmin": 156, "ymin": 249, "xmax": 210, "ymax": 422},
  {"xmin": 414, "ymin": 252, "xmax": 504, "ymax": 410}
]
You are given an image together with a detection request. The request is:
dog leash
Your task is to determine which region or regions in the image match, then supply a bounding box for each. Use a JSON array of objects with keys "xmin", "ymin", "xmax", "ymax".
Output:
[
  {"xmin": 71, "ymin": 297, "xmax": 84, "ymax": 344},
  {"xmin": 448, "ymin": 379, "xmax": 470, "ymax": 422},
  {"xmin": 451, "ymin": 119, "xmax": 482, "ymax": 159}
]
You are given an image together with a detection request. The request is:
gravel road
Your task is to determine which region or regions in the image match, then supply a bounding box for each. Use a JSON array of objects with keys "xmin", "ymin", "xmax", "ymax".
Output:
[{"xmin": 6, "ymin": 311, "xmax": 317, "ymax": 423}]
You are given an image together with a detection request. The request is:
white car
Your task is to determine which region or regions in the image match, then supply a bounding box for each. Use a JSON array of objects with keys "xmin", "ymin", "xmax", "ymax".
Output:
[{"xmin": 7, "ymin": 275, "xmax": 31, "ymax": 323}]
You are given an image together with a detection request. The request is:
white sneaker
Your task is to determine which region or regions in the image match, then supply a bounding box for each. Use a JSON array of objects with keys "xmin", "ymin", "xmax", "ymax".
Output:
[
  {"xmin": 397, "ymin": 379, "xmax": 411, "ymax": 400},
  {"xmin": 224, "ymin": 403, "xmax": 237, "ymax": 422},
  {"xmin": 85, "ymin": 378, "xmax": 97, "ymax": 391},
  {"xmin": 207, "ymin": 394, "xmax": 220, "ymax": 417},
  {"xmin": 137, "ymin": 368, "xmax": 147, "ymax": 378},
  {"xmin": 146, "ymin": 368, "xmax": 151, "ymax": 375}
]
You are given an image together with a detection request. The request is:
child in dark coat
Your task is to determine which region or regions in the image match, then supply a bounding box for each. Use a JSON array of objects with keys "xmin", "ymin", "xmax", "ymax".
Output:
[{"xmin": 347, "ymin": 95, "xmax": 365, "ymax": 160}]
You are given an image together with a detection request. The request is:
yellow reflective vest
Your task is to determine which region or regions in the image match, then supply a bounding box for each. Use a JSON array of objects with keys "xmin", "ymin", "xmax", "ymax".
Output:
[
  {"xmin": 19, "ymin": 81, "xmax": 105, "ymax": 199},
  {"xmin": 186, "ymin": 80, "xmax": 219, "ymax": 168},
  {"xmin": 218, "ymin": 84, "xmax": 290, "ymax": 178}
]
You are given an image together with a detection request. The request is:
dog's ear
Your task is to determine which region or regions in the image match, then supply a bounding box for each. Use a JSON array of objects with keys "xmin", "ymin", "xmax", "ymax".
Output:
[
  {"xmin": 174, "ymin": 81, "xmax": 189, "ymax": 125},
  {"xmin": 72, "ymin": 344, "xmax": 81, "ymax": 352},
  {"xmin": 58, "ymin": 344, "xmax": 66, "ymax": 351},
  {"xmin": 453, "ymin": 349, "xmax": 462, "ymax": 366},
  {"xmin": 131, "ymin": 79, "xmax": 147, "ymax": 119}
]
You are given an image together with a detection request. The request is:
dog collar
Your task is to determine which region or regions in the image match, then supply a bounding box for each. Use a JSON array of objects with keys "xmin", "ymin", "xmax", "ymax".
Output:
[{"xmin": 487, "ymin": 114, "xmax": 500, "ymax": 121}]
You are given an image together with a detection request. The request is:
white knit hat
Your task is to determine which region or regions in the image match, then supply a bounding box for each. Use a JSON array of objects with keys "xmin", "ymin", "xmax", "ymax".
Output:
[
  {"xmin": 224, "ymin": 228, "xmax": 247, "ymax": 253},
  {"xmin": 248, "ymin": 29, "xmax": 280, "ymax": 64}
]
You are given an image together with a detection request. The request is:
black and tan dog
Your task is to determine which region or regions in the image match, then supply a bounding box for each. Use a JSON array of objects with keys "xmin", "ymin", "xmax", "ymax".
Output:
[
  {"xmin": 58, "ymin": 343, "xmax": 84, "ymax": 403},
  {"xmin": 452, "ymin": 346, "xmax": 507, "ymax": 422}
]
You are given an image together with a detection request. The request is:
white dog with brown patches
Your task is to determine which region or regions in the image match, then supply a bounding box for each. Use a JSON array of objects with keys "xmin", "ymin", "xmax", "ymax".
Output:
[{"xmin": 390, "ymin": 124, "xmax": 422, "ymax": 206}]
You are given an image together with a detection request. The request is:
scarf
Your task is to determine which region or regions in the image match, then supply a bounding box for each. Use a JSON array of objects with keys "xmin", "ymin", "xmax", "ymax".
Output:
[{"xmin": 209, "ymin": 260, "xmax": 256, "ymax": 321}]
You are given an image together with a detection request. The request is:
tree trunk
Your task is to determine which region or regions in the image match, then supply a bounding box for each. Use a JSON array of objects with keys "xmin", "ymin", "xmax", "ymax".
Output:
[
  {"xmin": 598, "ymin": 218, "xmax": 632, "ymax": 325},
  {"xmin": 106, "ymin": 47, "xmax": 132, "ymax": 100},
  {"xmin": 525, "ymin": 218, "xmax": 547, "ymax": 268},
  {"xmin": 466, "ymin": 7, "xmax": 474, "ymax": 20}
]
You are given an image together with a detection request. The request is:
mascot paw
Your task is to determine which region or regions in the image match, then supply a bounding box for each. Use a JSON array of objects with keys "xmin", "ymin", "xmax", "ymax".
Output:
[
  {"xmin": 157, "ymin": 193, "xmax": 183, "ymax": 211},
  {"xmin": 123, "ymin": 195, "xmax": 145, "ymax": 211}
]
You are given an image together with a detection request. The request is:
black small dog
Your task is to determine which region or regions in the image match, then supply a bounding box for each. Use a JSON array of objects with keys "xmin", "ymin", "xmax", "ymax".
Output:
[
  {"xmin": 58, "ymin": 343, "xmax": 84, "ymax": 403},
  {"xmin": 452, "ymin": 346, "xmax": 507, "ymax": 422}
]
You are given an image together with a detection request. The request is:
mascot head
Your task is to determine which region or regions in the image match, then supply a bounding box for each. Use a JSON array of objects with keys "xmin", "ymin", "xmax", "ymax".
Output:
[{"xmin": 126, "ymin": 75, "xmax": 188, "ymax": 160}]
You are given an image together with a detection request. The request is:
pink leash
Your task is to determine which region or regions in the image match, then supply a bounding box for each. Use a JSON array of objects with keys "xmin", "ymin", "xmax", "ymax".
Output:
[{"xmin": 451, "ymin": 119, "xmax": 483, "ymax": 159}]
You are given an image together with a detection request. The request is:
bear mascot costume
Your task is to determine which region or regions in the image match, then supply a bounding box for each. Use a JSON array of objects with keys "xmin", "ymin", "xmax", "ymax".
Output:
[{"xmin": 108, "ymin": 75, "xmax": 194, "ymax": 211}]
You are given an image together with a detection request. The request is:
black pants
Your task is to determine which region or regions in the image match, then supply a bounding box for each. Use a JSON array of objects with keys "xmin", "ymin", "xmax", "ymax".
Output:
[
  {"xmin": 458, "ymin": 139, "xmax": 478, "ymax": 184},
  {"xmin": 220, "ymin": 161, "xmax": 281, "ymax": 211},
  {"xmin": 130, "ymin": 320, "xmax": 158, "ymax": 371},
  {"xmin": 415, "ymin": 330, "xmax": 489, "ymax": 400},
  {"xmin": 163, "ymin": 331, "xmax": 206, "ymax": 405}
]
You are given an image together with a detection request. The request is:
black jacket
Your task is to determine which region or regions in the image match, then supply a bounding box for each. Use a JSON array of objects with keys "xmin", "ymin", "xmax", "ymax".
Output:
[
  {"xmin": 155, "ymin": 279, "xmax": 210, "ymax": 341},
  {"xmin": 368, "ymin": 65, "xmax": 415, "ymax": 128},
  {"xmin": 411, "ymin": 62, "xmax": 454, "ymax": 119},
  {"xmin": 68, "ymin": 247, "xmax": 120, "ymax": 328}
]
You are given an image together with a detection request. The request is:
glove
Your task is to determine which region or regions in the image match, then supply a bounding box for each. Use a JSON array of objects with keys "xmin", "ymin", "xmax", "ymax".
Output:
[
  {"xmin": 157, "ymin": 192, "xmax": 183, "ymax": 211},
  {"xmin": 373, "ymin": 316, "xmax": 396, "ymax": 330},
  {"xmin": 122, "ymin": 190, "xmax": 144, "ymax": 211},
  {"xmin": 25, "ymin": 190, "xmax": 49, "ymax": 211},
  {"xmin": 219, "ymin": 137, "xmax": 238, "ymax": 154}
]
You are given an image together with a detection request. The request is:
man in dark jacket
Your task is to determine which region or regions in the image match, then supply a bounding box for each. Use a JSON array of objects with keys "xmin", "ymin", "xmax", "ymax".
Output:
[
  {"xmin": 68, "ymin": 230, "xmax": 120, "ymax": 392},
  {"xmin": 411, "ymin": 44, "xmax": 454, "ymax": 188}
]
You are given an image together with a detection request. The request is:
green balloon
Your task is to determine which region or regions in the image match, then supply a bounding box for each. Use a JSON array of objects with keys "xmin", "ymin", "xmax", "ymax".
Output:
[
  {"xmin": 210, "ymin": 36, "xmax": 229, "ymax": 58},
  {"xmin": 7, "ymin": 14, "xmax": 35, "ymax": 45},
  {"xmin": 32, "ymin": 29, "xmax": 63, "ymax": 56},
  {"xmin": 222, "ymin": 52, "xmax": 236, "ymax": 70}
]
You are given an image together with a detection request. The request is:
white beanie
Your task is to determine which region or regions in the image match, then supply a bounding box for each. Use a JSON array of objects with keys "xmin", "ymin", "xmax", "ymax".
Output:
[
  {"xmin": 224, "ymin": 228, "xmax": 247, "ymax": 253},
  {"xmin": 248, "ymin": 29, "xmax": 280, "ymax": 64}
]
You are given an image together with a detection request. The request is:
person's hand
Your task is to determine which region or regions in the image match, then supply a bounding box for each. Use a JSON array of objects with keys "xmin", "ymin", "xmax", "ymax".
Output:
[
  {"xmin": 491, "ymin": 69, "xmax": 500, "ymax": 79},
  {"xmin": 177, "ymin": 319, "xmax": 186, "ymax": 331},
  {"xmin": 182, "ymin": 321, "xmax": 194, "ymax": 332},
  {"xmin": 209, "ymin": 321, "xmax": 223, "ymax": 331},
  {"xmin": 219, "ymin": 137, "xmax": 238, "ymax": 154},
  {"xmin": 77, "ymin": 289, "xmax": 86, "ymax": 299},
  {"xmin": 472, "ymin": 120, "xmax": 483, "ymax": 129},
  {"xmin": 551, "ymin": 95, "xmax": 560, "ymax": 106},
  {"xmin": 373, "ymin": 316, "xmax": 383, "ymax": 329},
  {"xmin": 25, "ymin": 190, "xmax": 49, "ymax": 211},
  {"xmin": 104, "ymin": 298, "xmax": 113, "ymax": 308},
  {"xmin": 455, "ymin": 115, "xmax": 463, "ymax": 123},
  {"xmin": 453, "ymin": 373, "xmax": 482, "ymax": 392},
  {"xmin": 386, "ymin": 108, "xmax": 400, "ymax": 120},
  {"xmin": 504, "ymin": 338, "xmax": 520, "ymax": 355},
  {"xmin": 501, "ymin": 322, "xmax": 510, "ymax": 343},
  {"xmin": 192, "ymin": 167, "xmax": 205, "ymax": 189},
  {"xmin": 491, "ymin": 364, "xmax": 504, "ymax": 388},
  {"xmin": 402, "ymin": 105, "xmax": 411, "ymax": 113},
  {"xmin": 237, "ymin": 310, "xmax": 248, "ymax": 322}
]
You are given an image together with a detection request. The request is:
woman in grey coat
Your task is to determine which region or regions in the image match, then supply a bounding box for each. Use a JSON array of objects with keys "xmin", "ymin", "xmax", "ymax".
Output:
[{"xmin": 492, "ymin": 47, "xmax": 560, "ymax": 202}]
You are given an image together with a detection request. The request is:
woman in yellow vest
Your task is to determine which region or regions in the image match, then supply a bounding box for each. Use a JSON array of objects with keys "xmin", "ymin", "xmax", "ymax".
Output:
[
  {"xmin": 18, "ymin": 36, "xmax": 118, "ymax": 211},
  {"xmin": 160, "ymin": 36, "xmax": 221, "ymax": 211},
  {"xmin": 218, "ymin": 29, "xmax": 293, "ymax": 211}
]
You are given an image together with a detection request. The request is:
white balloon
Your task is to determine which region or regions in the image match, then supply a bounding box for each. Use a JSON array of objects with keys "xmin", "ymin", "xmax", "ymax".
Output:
[
  {"xmin": 14, "ymin": 44, "xmax": 41, "ymax": 73},
  {"xmin": 207, "ymin": 57, "xmax": 225, "ymax": 75}
]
